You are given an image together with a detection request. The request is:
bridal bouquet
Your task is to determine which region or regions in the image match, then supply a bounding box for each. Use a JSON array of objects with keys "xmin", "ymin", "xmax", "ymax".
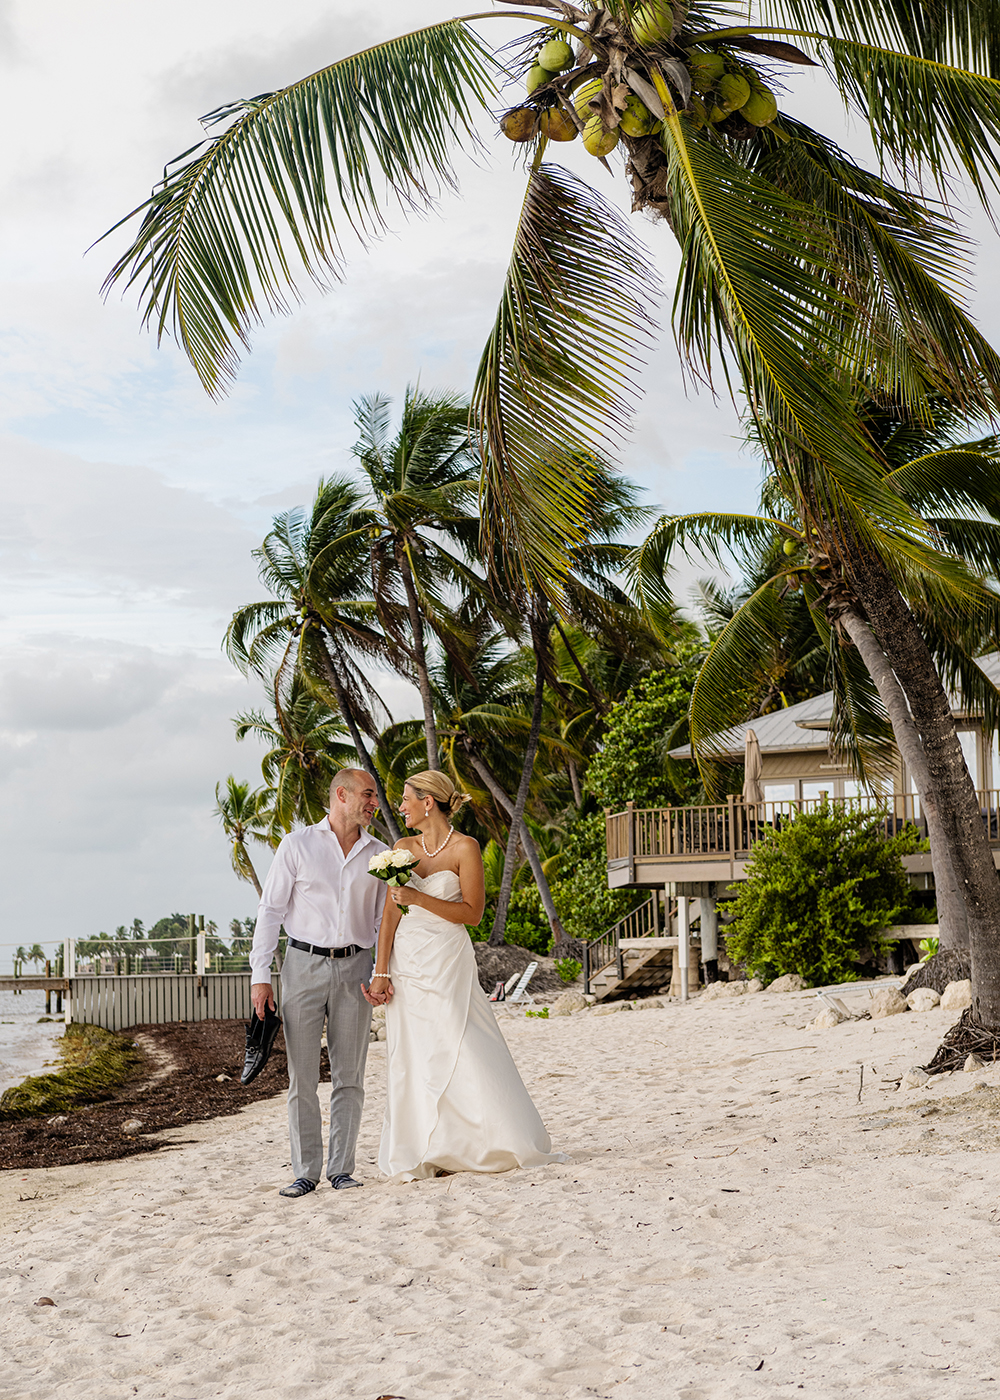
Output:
[{"xmin": 369, "ymin": 848, "xmax": 420, "ymax": 913}]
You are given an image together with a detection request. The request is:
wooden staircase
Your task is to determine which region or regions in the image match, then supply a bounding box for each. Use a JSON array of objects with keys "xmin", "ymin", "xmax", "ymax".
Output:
[{"xmin": 583, "ymin": 897, "xmax": 699, "ymax": 1002}]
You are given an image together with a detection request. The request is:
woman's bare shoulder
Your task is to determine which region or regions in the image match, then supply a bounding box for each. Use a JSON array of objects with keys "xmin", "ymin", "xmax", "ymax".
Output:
[
  {"xmin": 393, "ymin": 836, "xmax": 420, "ymax": 851},
  {"xmin": 454, "ymin": 832, "xmax": 481, "ymax": 853}
]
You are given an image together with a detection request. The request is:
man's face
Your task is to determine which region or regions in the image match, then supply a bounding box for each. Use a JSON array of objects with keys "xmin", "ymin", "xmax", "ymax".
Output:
[{"xmin": 336, "ymin": 774, "xmax": 379, "ymax": 827}]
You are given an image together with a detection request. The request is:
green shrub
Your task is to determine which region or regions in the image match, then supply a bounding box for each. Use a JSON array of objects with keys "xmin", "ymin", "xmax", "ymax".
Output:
[
  {"xmin": 525, "ymin": 1006, "xmax": 549, "ymax": 1018},
  {"xmin": 0, "ymin": 1024, "xmax": 142, "ymax": 1121},
  {"xmin": 469, "ymin": 884, "xmax": 552, "ymax": 954},
  {"xmin": 555, "ymin": 956, "xmax": 582, "ymax": 984},
  {"xmin": 724, "ymin": 802, "xmax": 926, "ymax": 986}
]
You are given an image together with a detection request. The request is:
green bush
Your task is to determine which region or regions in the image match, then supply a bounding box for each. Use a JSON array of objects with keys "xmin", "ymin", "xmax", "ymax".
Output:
[
  {"xmin": 0, "ymin": 1024, "xmax": 142, "ymax": 1121},
  {"xmin": 469, "ymin": 883, "xmax": 552, "ymax": 954},
  {"xmin": 724, "ymin": 803, "xmax": 926, "ymax": 986},
  {"xmin": 555, "ymin": 956, "xmax": 582, "ymax": 984}
]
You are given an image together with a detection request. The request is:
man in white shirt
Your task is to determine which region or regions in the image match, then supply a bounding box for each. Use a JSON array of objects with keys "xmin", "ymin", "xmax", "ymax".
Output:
[{"xmin": 250, "ymin": 769, "xmax": 387, "ymax": 1197}]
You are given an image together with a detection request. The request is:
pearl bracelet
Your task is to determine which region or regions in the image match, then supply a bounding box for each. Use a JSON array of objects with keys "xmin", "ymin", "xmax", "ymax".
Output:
[{"xmin": 370, "ymin": 971, "xmax": 390, "ymax": 979}]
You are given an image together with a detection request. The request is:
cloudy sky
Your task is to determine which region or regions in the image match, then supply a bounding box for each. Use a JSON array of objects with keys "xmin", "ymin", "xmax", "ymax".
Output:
[{"xmin": 1, "ymin": 1, "xmax": 998, "ymax": 963}]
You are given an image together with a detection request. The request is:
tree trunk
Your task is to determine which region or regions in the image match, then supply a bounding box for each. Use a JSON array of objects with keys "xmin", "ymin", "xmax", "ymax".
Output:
[
  {"xmin": 398, "ymin": 547, "xmax": 440, "ymax": 770},
  {"xmin": 489, "ymin": 648, "xmax": 546, "ymax": 947},
  {"xmin": 315, "ymin": 640, "xmax": 402, "ymax": 841},
  {"xmin": 468, "ymin": 752, "xmax": 569, "ymax": 946},
  {"xmin": 568, "ymin": 759, "xmax": 583, "ymax": 808},
  {"xmin": 841, "ymin": 552, "xmax": 1000, "ymax": 1025},
  {"xmin": 239, "ymin": 842, "xmax": 264, "ymax": 899},
  {"xmin": 839, "ymin": 607, "xmax": 968, "ymax": 950}
]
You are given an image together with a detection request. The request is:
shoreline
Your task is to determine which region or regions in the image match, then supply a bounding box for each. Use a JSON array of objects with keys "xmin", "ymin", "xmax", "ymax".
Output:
[
  {"xmin": 4, "ymin": 986, "xmax": 1000, "ymax": 1398},
  {"xmin": 0, "ymin": 990, "xmax": 65, "ymax": 1098}
]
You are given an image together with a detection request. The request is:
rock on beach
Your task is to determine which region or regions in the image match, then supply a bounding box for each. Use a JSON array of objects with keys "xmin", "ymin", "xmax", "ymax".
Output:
[
  {"xmin": 906, "ymin": 987, "xmax": 940, "ymax": 1012},
  {"xmin": 869, "ymin": 987, "xmax": 907, "ymax": 1019},
  {"xmin": 940, "ymin": 979, "xmax": 973, "ymax": 1011},
  {"xmin": 766, "ymin": 974, "xmax": 809, "ymax": 993}
]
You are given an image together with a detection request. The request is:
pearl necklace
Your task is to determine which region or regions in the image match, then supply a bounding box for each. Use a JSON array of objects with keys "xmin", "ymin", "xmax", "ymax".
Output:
[{"xmin": 421, "ymin": 826, "xmax": 454, "ymax": 859}]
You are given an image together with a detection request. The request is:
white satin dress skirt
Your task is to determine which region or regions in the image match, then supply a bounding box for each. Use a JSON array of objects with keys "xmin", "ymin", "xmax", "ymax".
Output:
[{"xmin": 378, "ymin": 868, "xmax": 568, "ymax": 1182}]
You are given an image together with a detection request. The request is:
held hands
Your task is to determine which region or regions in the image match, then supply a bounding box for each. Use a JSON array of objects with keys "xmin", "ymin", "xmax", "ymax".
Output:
[{"xmin": 363, "ymin": 976, "xmax": 394, "ymax": 1006}]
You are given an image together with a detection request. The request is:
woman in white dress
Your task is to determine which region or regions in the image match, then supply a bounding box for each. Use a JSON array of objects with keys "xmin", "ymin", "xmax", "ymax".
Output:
[{"xmin": 364, "ymin": 770, "xmax": 566, "ymax": 1182}]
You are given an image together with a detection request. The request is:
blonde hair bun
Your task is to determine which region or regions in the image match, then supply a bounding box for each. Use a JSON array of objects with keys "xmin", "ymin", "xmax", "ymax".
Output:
[{"xmin": 408, "ymin": 770, "xmax": 471, "ymax": 817}]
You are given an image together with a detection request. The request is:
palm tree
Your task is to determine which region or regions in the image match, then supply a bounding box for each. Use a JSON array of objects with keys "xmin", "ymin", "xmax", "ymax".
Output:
[
  {"xmin": 234, "ymin": 669, "xmax": 356, "ymax": 835},
  {"xmin": 103, "ymin": 3, "xmax": 1000, "ymax": 1015},
  {"xmin": 352, "ymin": 388, "xmax": 487, "ymax": 771},
  {"xmin": 635, "ymin": 396, "xmax": 1000, "ymax": 958},
  {"xmin": 27, "ymin": 944, "xmax": 46, "ymax": 970},
  {"xmin": 382, "ymin": 621, "xmax": 580, "ymax": 945},
  {"xmin": 226, "ymin": 475, "xmax": 403, "ymax": 840},
  {"xmin": 213, "ymin": 775, "xmax": 273, "ymax": 897},
  {"xmin": 485, "ymin": 462, "xmax": 658, "ymax": 945}
]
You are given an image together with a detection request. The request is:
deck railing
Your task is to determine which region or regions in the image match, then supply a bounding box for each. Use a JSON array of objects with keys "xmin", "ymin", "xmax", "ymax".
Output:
[{"xmin": 605, "ymin": 790, "xmax": 993, "ymax": 871}]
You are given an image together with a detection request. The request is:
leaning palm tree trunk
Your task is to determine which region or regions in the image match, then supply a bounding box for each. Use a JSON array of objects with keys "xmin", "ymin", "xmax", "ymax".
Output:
[
  {"xmin": 467, "ymin": 754, "xmax": 569, "ymax": 947},
  {"xmin": 842, "ymin": 553, "xmax": 1000, "ymax": 1022},
  {"xmin": 398, "ymin": 549, "xmax": 440, "ymax": 770},
  {"xmin": 315, "ymin": 640, "xmax": 402, "ymax": 842},
  {"xmin": 239, "ymin": 846, "xmax": 264, "ymax": 899},
  {"xmin": 838, "ymin": 608, "xmax": 968, "ymax": 951},
  {"xmin": 489, "ymin": 660, "xmax": 545, "ymax": 948}
]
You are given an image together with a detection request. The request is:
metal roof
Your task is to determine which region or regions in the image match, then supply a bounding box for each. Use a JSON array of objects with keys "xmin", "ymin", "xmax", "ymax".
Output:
[{"xmin": 668, "ymin": 651, "xmax": 1000, "ymax": 761}]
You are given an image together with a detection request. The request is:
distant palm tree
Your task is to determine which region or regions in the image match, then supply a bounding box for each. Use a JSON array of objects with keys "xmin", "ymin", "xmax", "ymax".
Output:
[
  {"xmin": 226, "ymin": 476, "xmax": 402, "ymax": 840},
  {"xmin": 27, "ymin": 944, "xmax": 46, "ymax": 969},
  {"xmin": 235, "ymin": 669, "xmax": 356, "ymax": 835},
  {"xmin": 352, "ymin": 388, "xmax": 486, "ymax": 770},
  {"xmin": 213, "ymin": 776, "xmax": 273, "ymax": 897}
]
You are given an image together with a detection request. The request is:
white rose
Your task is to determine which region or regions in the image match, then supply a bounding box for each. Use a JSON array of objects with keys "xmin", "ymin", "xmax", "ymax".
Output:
[
  {"xmin": 391, "ymin": 849, "xmax": 415, "ymax": 868},
  {"xmin": 368, "ymin": 853, "xmax": 391, "ymax": 874}
]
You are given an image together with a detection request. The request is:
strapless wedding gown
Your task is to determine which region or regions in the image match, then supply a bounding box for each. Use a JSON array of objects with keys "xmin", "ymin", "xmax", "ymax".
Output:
[{"xmin": 378, "ymin": 868, "xmax": 566, "ymax": 1182}]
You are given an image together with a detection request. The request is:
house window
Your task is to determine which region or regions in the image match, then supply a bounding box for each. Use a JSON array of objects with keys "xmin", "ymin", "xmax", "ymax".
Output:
[{"xmin": 763, "ymin": 783, "xmax": 796, "ymax": 815}]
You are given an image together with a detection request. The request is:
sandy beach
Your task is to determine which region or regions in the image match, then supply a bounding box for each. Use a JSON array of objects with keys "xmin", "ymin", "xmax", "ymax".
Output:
[{"xmin": 3, "ymin": 983, "xmax": 999, "ymax": 1399}]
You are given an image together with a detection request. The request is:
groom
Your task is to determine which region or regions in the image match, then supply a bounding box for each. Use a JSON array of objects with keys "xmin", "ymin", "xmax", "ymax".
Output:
[{"xmin": 250, "ymin": 769, "xmax": 387, "ymax": 1198}]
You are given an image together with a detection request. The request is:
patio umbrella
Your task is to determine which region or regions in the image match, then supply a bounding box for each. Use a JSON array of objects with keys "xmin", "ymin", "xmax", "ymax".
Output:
[{"xmin": 742, "ymin": 728, "xmax": 764, "ymax": 806}]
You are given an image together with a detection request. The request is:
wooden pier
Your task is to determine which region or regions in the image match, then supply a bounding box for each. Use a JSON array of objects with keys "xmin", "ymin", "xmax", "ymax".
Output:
[{"xmin": 0, "ymin": 974, "xmax": 273, "ymax": 1031}]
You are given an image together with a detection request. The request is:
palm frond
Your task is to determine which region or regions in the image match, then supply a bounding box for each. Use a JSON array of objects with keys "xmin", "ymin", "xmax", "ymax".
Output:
[
  {"xmin": 100, "ymin": 22, "xmax": 497, "ymax": 395},
  {"xmin": 757, "ymin": 0, "xmax": 1000, "ymax": 74},
  {"xmin": 472, "ymin": 162, "xmax": 659, "ymax": 588}
]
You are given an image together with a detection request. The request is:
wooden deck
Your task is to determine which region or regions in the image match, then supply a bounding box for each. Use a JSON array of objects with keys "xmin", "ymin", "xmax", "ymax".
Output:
[{"xmin": 603, "ymin": 791, "xmax": 1000, "ymax": 888}]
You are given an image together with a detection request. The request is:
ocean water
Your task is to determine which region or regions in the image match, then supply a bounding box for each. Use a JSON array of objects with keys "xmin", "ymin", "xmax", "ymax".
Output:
[{"xmin": 0, "ymin": 989, "xmax": 65, "ymax": 1096}]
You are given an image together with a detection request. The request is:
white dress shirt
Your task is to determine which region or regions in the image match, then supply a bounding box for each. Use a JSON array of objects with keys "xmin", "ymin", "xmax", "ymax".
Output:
[{"xmin": 250, "ymin": 819, "xmax": 388, "ymax": 985}]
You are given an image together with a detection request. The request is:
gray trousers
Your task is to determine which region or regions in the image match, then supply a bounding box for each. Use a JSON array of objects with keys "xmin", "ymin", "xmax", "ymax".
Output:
[{"xmin": 280, "ymin": 944, "xmax": 373, "ymax": 1183}]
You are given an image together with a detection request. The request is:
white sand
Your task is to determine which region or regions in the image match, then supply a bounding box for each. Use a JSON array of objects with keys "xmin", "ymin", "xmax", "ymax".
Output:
[{"xmin": 3, "ymin": 984, "xmax": 999, "ymax": 1399}]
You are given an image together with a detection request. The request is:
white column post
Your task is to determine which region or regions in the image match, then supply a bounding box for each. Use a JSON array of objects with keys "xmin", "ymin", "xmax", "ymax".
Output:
[
  {"xmin": 64, "ymin": 938, "xmax": 75, "ymax": 1024},
  {"xmin": 196, "ymin": 930, "xmax": 207, "ymax": 976},
  {"xmin": 698, "ymin": 897, "xmax": 718, "ymax": 963},
  {"xmin": 677, "ymin": 896, "xmax": 690, "ymax": 1002}
]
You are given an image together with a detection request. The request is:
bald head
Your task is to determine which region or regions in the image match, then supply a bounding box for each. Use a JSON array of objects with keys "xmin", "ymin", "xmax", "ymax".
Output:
[{"xmin": 328, "ymin": 769, "xmax": 379, "ymax": 837}]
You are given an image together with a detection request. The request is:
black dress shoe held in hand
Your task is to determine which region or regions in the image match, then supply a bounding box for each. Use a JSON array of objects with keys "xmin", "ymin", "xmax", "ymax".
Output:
[{"xmin": 240, "ymin": 1004, "xmax": 282, "ymax": 1086}]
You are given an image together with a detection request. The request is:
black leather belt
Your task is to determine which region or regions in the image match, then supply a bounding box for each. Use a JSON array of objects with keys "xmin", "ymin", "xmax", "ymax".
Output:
[{"xmin": 288, "ymin": 939, "xmax": 367, "ymax": 959}]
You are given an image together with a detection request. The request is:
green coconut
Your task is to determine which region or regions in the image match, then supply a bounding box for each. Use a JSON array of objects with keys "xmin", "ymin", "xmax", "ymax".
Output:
[
  {"xmin": 572, "ymin": 77, "xmax": 603, "ymax": 117},
  {"xmin": 717, "ymin": 71, "xmax": 751, "ymax": 112},
  {"xmin": 582, "ymin": 115, "xmax": 619, "ymax": 157},
  {"xmin": 631, "ymin": 2, "xmax": 673, "ymax": 44},
  {"xmin": 687, "ymin": 50, "xmax": 725, "ymax": 91},
  {"xmin": 538, "ymin": 38, "xmax": 574, "ymax": 72},
  {"xmin": 686, "ymin": 93, "xmax": 708, "ymax": 129},
  {"xmin": 619, "ymin": 94, "xmax": 657, "ymax": 137},
  {"xmin": 782, "ymin": 538, "xmax": 798, "ymax": 556},
  {"xmin": 740, "ymin": 83, "xmax": 778, "ymax": 126},
  {"xmin": 526, "ymin": 64, "xmax": 554, "ymax": 95}
]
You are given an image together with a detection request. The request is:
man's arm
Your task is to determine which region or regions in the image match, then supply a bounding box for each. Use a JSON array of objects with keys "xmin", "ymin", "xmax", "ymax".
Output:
[{"xmin": 249, "ymin": 841, "xmax": 295, "ymax": 1015}]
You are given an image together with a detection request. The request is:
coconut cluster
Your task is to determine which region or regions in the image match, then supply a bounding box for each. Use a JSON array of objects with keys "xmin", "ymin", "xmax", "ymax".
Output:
[{"xmin": 500, "ymin": 4, "xmax": 780, "ymax": 154}]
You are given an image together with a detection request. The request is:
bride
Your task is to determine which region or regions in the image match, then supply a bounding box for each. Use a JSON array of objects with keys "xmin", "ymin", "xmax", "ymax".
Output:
[{"xmin": 364, "ymin": 769, "xmax": 566, "ymax": 1182}]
